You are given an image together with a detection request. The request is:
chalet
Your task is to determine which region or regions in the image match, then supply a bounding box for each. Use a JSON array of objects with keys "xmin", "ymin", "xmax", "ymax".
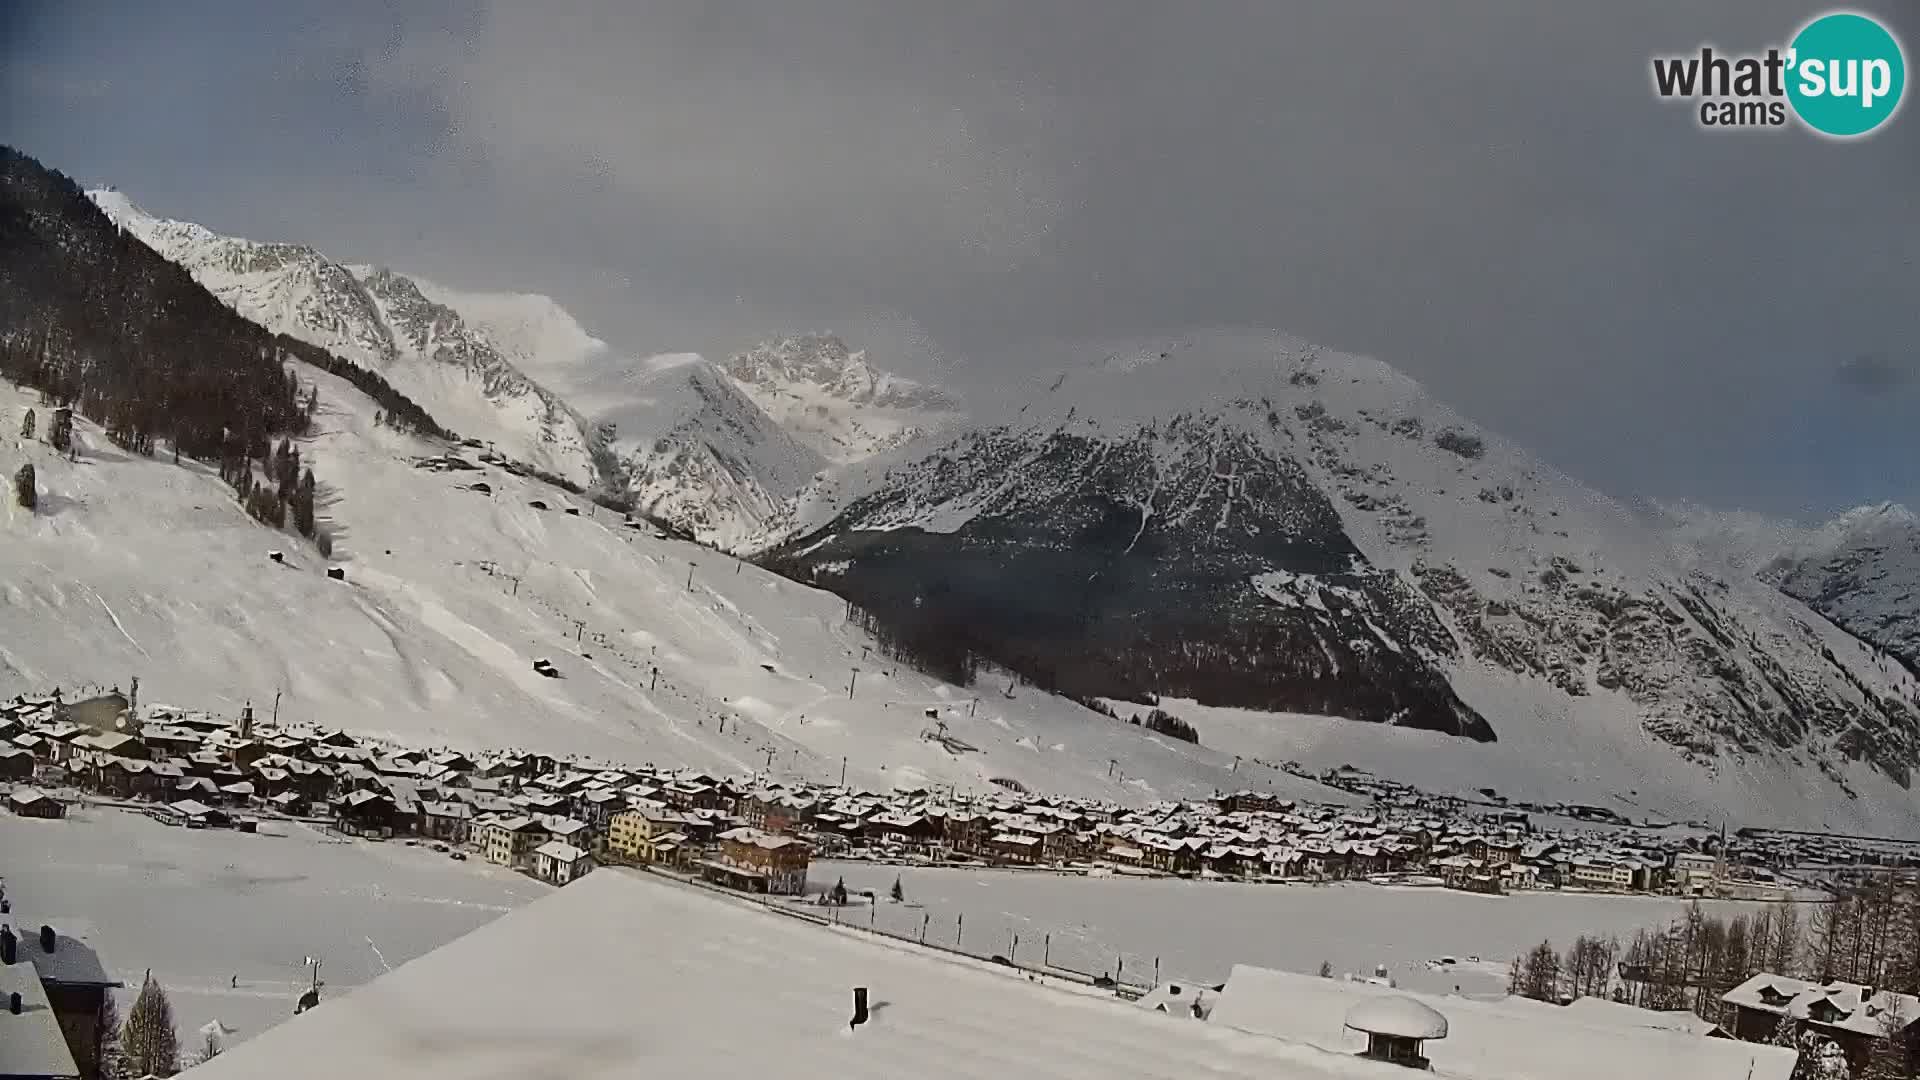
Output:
[
  {"xmin": 164, "ymin": 799, "xmax": 230, "ymax": 828},
  {"xmin": 574, "ymin": 788, "xmax": 626, "ymax": 829},
  {"xmin": 268, "ymin": 790, "xmax": 308, "ymax": 816},
  {"xmin": 703, "ymin": 827, "xmax": 810, "ymax": 894},
  {"xmin": 1723, "ymin": 974, "xmax": 1920, "ymax": 1072},
  {"xmin": 420, "ymin": 801, "xmax": 474, "ymax": 844},
  {"xmin": 540, "ymin": 816, "xmax": 593, "ymax": 852},
  {"xmin": 73, "ymin": 731, "xmax": 145, "ymax": 760},
  {"xmin": 868, "ymin": 812, "xmax": 941, "ymax": 849},
  {"xmin": 0, "ymin": 958, "xmax": 81, "ymax": 1080},
  {"xmin": 334, "ymin": 790, "xmax": 400, "ymax": 837},
  {"xmin": 988, "ymin": 832, "xmax": 1042, "ymax": 865},
  {"xmin": 88, "ymin": 758, "xmax": 137, "ymax": 798},
  {"xmin": 0, "ymin": 746, "xmax": 34, "ymax": 780},
  {"xmin": 532, "ymin": 841, "xmax": 595, "ymax": 885},
  {"xmin": 481, "ymin": 816, "xmax": 549, "ymax": 869},
  {"xmin": 7, "ymin": 788, "xmax": 65, "ymax": 819},
  {"xmin": 174, "ymin": 776, "xmax": 221, "ymax": 801},
  {"xmin": 1, "ymin": 922, "xmax": 121, "ymax": 1080}
]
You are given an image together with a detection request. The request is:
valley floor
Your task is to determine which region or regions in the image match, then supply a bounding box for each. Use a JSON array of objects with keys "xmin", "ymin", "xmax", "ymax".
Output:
[{"xmin": 2, "ymin": 803, "xmax": 1775, "ymax": 1053}]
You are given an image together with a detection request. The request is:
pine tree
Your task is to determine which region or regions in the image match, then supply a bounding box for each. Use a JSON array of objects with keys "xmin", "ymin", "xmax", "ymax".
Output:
[
  {"xmin": 1522, "ymin": 939, "xmax": 1562, "ymax": 1001},
  {"xmin": 20, "ymin": 407, "xmax": 34, "ymax": 440},
  {"xmin": 98, "ymin": 992, "xmax": 127, "ymax": 1080},
  {"xmin": 292, "ymin": 468, "xmax": 317, "ymax": 536},
  {"xmin": 122, "ymin": 974, "xmax": 181, "ymax": 1078},
  {"xmin": 1507, "ymin": 954, "xmax": 1526, "ymax": 996},
  {"xmin": 890, "ymin": 875, "xmax": 905, "ymax": 902},
  {"xmin": 1318, "ymin": 960, "xmax": 1334, "ymax": 978},
  {"xmin": 13, "ymin": 463, "xmax": 34, "ymax": 510}
]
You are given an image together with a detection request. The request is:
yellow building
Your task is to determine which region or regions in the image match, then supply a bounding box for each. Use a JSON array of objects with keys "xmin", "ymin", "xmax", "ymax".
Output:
[{"xmin": 608, "ymin": 805, "xmax": 692, "ymax": 864}]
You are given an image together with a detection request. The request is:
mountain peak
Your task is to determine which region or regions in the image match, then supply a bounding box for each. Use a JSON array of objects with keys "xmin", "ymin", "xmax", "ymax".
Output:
[{"xmin": 714, "ymin": 334, "xmax": 962, "ymax": 466}]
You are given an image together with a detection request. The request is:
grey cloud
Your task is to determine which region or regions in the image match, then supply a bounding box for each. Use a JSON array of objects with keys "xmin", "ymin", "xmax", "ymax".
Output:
[
  {"xmin": 10, "ymin": 0, "xmax": 1913, "ymax": 514},
  {"xmin": 1835, "ymin": 354, "xmax": 1914, "ymax": 393}
]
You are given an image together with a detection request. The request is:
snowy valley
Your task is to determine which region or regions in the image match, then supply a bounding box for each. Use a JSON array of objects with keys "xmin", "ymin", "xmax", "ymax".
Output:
[{"xmin": 1, "ymin": 160, "xmax": 1915, "ymax": 832}]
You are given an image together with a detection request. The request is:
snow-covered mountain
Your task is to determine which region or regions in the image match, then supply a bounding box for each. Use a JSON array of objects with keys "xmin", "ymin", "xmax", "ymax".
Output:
[
  {"xmin": 0, "ymin": 367, "xmax": 1314, "ymax": 806},
  {"xmin": 766, "ymin": 331, "xmax": 1920, "ymax": 823},
  {"xmin": 589, "ymin": 353, "xmax": 827, "ymax": 550},
  {"xmin": 1763, "ymin": 503, "xmax": 1920, "ymax": 676},
  {"xmin": 719, "ymin": 335, "xmax": 962, "ymax": 464},
  {"xmin": 84, "ymin": 190, "xmax": 965, "ymax": 549},
  {"xmin": 87, "ymin": 188, "xmax": 599, "ymax": 488}
]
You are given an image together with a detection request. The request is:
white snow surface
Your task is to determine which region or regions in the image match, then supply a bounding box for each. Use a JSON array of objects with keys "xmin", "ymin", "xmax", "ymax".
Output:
[
  {"xmin": 808, "ymin": 862, "xmax": 1774, "ymax": 998},
  {"xmin": 0, "ymin": 375, "xmax": 1322, "ymax": 806},
  {"xmin": 187, "ymin": 867, "xmax": 1458, "ymax": 1080},
  {"xmin": 0, "ymin": 807, "xmax": 543, "ymax": 1049},
  {"xmin": 1210, "ymin": 964, "xmax": 1794, "ymax": 1080}
]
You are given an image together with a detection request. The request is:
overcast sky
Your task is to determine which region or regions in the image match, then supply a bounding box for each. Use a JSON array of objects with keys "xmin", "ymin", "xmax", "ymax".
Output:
[{"xmin": 4, "ymin": 0, "xmax": 1915, "ymax": 518}]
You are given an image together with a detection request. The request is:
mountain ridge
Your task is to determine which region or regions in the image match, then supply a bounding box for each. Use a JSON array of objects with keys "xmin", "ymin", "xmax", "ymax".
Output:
[{"xmin": 765, "ymin": 330, "xmax": 1920, "ymax": 804}]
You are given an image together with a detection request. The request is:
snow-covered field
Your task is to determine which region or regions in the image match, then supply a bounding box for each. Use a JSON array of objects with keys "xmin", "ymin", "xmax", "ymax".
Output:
[
  {"xmin": 2, "ymin": 807, "xmax": 1778, "ymax": 1055},
  {"xmin": 0, "ymin": 806, "xmax": 544, "ymax": 1048},
  {"xmin": 807, "ymin": 861, "xmax": 1777, "ymax": 996}
]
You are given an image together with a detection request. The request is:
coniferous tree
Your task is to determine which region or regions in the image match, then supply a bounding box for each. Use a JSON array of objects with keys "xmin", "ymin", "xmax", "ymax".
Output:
[
  {"xmin": 12, "ymin": 462, "xmax": 33, "ymax": 509},
  {"xmin": 292, "ymin": 468, "xmax": 317, "ymax": 536},
  {"xmin": 890, "ymin": 875, "xmax": 905, "ymax": 903},
  {"xmin": 98, "ymin": 992, "xmax": 127, "ymax": 1080},
  {"xmin": 1318, "ymin": 960, "xmax": 1334, "ymax": 978},
  {"xmin": 122, "ymin": 974, "xmax": 181, "ymax": 1078},
  {"xmin": 1522, "ymin": 939, "xmax": 1562, "ymax": 1001},
  {"xmin": 19, "ymin": 407, "xmax": 33, "ymax": 440}
]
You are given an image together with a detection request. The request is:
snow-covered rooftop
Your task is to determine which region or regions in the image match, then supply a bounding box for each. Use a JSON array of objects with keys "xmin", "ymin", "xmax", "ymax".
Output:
[
  {"xmin": 1210, "ymin": 963, "xmax": 1794, "ymax": 1080},
  {"xmin": 0, "ymin": 960, "xmax": 80, "ymax": 1080},
  {"xmin": 190, "ymin": 869, "xmax": 1463, "ymax": 1080},
  {"xmin": 1344, "ymin": 995, "xmax": 1448, "ymax": 1039}
]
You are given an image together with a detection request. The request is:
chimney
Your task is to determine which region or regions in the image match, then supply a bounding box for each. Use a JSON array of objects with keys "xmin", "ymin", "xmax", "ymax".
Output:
[
  {"xmin": 39, "ymin": 925, "xmax": 55, "ymax": 954},
  {"xmin": 0, "ymin": 925, "xmax": 14, "ymax": 965}
]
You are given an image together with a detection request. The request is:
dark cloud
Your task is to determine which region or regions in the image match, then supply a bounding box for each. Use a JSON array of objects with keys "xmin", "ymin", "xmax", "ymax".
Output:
[
  {"xmin": 1835, "ymin": 354, "xmax": 1914, "ymax": 393},
  {"xmin": 6, "ymin": 0, "xmax": 1918, "ymax": 514}
]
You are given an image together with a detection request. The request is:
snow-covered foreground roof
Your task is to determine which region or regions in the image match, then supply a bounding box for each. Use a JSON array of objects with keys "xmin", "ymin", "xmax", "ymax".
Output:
[
  {"xmin": 1209, "ymin": 964, "xmax": 1795, "ymax": 1080},
  {"xmin": 191, "ymin": 869, "xmax": 1417, "ymax": 1080},
  {"xmin": 0, "ymin": 960, "xmax": 80, "ymax": 1080}
]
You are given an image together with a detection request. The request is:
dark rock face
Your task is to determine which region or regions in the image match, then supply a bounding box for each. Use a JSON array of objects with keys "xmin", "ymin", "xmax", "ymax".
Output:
[{"xmin": 762, "ymin": 416, "xmax": 1494, "ymax": 742}]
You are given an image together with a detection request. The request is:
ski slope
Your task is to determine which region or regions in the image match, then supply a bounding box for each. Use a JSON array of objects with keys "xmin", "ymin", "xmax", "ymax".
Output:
[{"xmin": 0, "ymin": 374, "xmax": 1336, "ymax": 806}]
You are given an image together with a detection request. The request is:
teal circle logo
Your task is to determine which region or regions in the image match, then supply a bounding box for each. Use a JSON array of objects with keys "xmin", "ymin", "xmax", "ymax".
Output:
[{"xmin": 1787, "ymin": 12, "xmax": 1906, "ymax": 137}]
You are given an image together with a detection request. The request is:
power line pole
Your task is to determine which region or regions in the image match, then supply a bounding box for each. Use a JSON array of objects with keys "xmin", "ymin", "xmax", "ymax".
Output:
[
  {"xmin": 840, "ymin": 756, "xmax": 848, "ymax": 787},
  {"xmin": 271, "ymin": 690, "xmax": 281, "ymax": 728},
  {"xmin": 848, "ymin": 668, "xmax": 859, "ymax": 700},
  {"xmin": 686, "ymin": 562, "xmax": 696, "ymax": 591}
]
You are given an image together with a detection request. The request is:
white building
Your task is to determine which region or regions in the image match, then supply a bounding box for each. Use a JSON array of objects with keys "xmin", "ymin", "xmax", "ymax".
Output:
[{"xmin": 532, "ymin": 840, "xmax": 594, "ymax": 885}]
